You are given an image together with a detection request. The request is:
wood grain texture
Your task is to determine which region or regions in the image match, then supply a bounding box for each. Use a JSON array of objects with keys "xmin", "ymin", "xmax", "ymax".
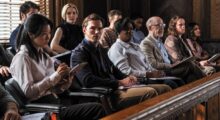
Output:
[
  {"xmin": 101, "ymin": 72, "xmax": 220, "ymax": 120},
  {"xmin": 211, "ymin": 0, "xmax": 220, "ymax": 39}
]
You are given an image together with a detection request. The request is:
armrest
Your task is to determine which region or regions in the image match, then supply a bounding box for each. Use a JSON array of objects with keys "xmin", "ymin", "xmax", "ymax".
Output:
[
  {"xmin": 68, "ymin": 92, "xmax": 105, "ymax": 98},
  {"xmin": 25, "ymin": 103, "xmax": 65, "ymax": 113},
  {"xmin": 137, "ymin": 77, "xmax": 182, "ymax": 84},
  {"xmin": 81, "ymin": 87, "xmax": 113, "ymax": 94}
]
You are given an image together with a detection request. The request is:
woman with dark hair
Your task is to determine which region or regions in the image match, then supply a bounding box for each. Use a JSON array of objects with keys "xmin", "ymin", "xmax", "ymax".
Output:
[
  {"xmin": 186, "ymin": 22, "xmax": 209, "ymax": 60},
  {"xmin": 10, "ymin": 14, "xmax": 105, "ymax": 120},
  {"xmin": 186, "ymin": 22, "xmax": 220, "ymax": 71},
  {"xmin": 50, "ymin": 3, "xmax": 83, "ymax": 53}
]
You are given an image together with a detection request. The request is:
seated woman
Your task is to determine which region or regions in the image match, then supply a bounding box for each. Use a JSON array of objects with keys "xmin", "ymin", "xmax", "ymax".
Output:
[
  {"xmin": 10, "ymin": 14, "xmax": 105, "ymax": 120},
  {"xmin": 186, "ymin": 22, "xmax": 209, "ymax": 60},
  {"xmin": 164, "ymin": 16, "xmax": 215, "ymax": 76},
  {"xmin": 186, "ymin": 22, "xmax": 220, "ymax": 71},
  {"xmin": 50, "ymin": 3, "xmax": 83, "ymax": 53}
]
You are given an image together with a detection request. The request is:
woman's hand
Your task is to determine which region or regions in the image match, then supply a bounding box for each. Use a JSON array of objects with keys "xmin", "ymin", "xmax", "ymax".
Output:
[{"xmin": 56, "ymin": 63, "xmax": 69, "ymax": 77}]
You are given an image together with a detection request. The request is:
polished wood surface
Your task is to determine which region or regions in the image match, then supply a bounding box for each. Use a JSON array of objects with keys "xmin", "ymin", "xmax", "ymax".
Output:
[{"xmin": 102, "ymin": 72, "xmax": 220, "ymax": 120}]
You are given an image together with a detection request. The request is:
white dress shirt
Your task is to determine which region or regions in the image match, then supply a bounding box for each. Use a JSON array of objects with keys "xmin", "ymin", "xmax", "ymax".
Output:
[{"xmin": 10, "ymin": 45, "xmax": 71, "ymax": 101}]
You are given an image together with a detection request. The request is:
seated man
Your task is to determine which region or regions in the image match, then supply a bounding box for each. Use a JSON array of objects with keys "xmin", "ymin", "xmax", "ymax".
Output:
[
  {"xmin": 0, "ymin": 44, "xmax": 13, "ymax": 84},
  {"xmin": 9, "ymin": 1, "xmax": 39, "ymax": 53},
  {"xmin": 71, "ymin": 13, "xmax": 171, "ymax": 110},
  {"xmin": 0, "ymin": 83, "xmax": 20, "ymax": 120},
  {"xmin": 130, "ymin": 13, "xmax": 145, "ymax": 44},
  {"xmin": 99, "ymin": 10, "xmax": 122, "ymax": 49},
  {"xmin": 108, "ymin": 18, "xmax": 180, "ymax": 89},
  {"xmin": 140, "ymin": 16, "xmax": 204, "ymax": 83}
]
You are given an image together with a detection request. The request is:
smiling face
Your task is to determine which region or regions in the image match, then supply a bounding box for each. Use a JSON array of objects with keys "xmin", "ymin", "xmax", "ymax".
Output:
[
  {"xmin": 31, "ymin": 25, "xmax": 51, "ymax": 48},
  {"xmin": 83, "ymin": 20, "xmax": 103, "ymax": 43},
  {"xmin": 65, "ymin": 7, "xmax": 78, "ymax": 24}
]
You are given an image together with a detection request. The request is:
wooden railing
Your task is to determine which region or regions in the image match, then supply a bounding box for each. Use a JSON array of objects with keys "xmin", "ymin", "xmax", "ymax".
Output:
[{"xmin": 102, "ymin": 72, "xmax": 220, "ymax": 120}]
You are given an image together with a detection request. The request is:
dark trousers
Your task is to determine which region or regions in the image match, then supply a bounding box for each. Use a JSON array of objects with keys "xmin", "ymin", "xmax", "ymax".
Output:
[
  {"xmin": 32, "ymin": 95, "xmax": 106, "ymax": 120},
  {"xmin": 59, "ymin": 103, "xmax": 106, "ymax": 120},
  {"xmin": 166, "ymin": 62, "xmax": 204, "ymax": 83}
]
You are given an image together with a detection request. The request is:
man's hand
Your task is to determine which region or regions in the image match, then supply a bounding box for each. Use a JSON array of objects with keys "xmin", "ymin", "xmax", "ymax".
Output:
[
  {"xmin": 146, "ymin": 70, "xmax": 165, "ymax": 78},
  {"xmin": 170, "ymin": 61, "xmax": 181, "ymax": 68},
  {"xmin": 4, "ymin": 102, "xmax": 20, "ymax": 120},
  {"xmin": 0, "ymin": 66, "xmax": 10, "ymax": 77},
  {"xmin": 119, "ymin": 75, "xmax": 137, "ymax": 87},
  {"xmin": 3, "ymin": 109, "xmax": 20, "ymax": 120}
]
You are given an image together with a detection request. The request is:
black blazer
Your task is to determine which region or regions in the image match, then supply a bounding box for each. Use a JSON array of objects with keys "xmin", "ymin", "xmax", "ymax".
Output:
[{"xmin": 70, "ymin": 39, "xmax": 127, "ymax": 90}]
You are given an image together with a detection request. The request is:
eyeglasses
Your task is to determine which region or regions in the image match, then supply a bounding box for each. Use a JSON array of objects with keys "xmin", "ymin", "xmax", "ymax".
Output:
[{"xmin": 151, "ymin": 23, "xmax": 166, "ymax": 28}]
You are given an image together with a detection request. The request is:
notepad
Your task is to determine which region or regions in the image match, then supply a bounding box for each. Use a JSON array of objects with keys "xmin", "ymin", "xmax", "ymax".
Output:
[
  {"xmin": 171, "ymin": 56, "xmax": 195, "ymax": 68},
  {"xmin": 208, "ymin": 53, "xmax": 220, "ymax": 63},
  {"xmin": 69, "ymin": 62, "xmax": 88, "ymax": 74}
]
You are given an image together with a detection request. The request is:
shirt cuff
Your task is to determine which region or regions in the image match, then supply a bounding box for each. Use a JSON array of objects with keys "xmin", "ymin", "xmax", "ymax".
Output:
[{"xmin": 49, "ymin": 72, "xmax": 61, "ymax": 86}]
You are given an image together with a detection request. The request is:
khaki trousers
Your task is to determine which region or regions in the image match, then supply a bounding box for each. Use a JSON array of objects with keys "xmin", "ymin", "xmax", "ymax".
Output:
[{"xmin": 114, "ymin": 84, "xmax": 171, "ymax": 110}]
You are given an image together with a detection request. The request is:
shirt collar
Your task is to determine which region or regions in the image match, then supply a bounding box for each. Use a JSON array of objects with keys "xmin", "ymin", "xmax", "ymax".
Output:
[
  {"xmin": 20, "ymin": 45, "xmax": 43, "ymax": 53},
  {"xmin": 116, "ymin": 39, "xmax": 139, "ymax": 49},
  {"xmin": 83, "ymin": 38, "xmax": 99, "ymax": 52},
  {"xmin": 148, "ymin": 34, "xmax": 162, "ymax": 44}
]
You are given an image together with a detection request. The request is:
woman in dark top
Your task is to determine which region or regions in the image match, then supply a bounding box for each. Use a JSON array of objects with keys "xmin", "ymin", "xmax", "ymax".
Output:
[
  {"xmin": 186, "ymin": 22, "xmax": 209, "ymax": 60},
  {"xmin": 186, "ymin": 22, "xmax": 220, "ymax": 71},
  {"xmin": 50, "ymin": 3, "xmax": 83, "ymax": 53}
]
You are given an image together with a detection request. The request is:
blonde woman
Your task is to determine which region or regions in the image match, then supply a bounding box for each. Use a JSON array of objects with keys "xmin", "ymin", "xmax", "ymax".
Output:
[{"xmin": 50, "ymin": 3, "xmax": 83, "ymax": 53}]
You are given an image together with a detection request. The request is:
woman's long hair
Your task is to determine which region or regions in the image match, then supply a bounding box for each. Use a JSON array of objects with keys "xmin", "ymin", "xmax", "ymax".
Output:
[
  {"xmin": 16, "ymin": 14, "xmax": 53, "ymax": 62},
  {"xmin": 167, "ymin": 16, "xmax": 185, "ymax": 37}
]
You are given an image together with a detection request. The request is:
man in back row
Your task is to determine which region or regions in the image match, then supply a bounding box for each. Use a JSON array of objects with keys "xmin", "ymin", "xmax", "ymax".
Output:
[
  {"xmin": 99, "ymin": 10, "xmax": 122, "ymax": 49},
  {"xmin": 9, "ymin": 1, "xmax": 39, "ymax": 53},
  {"xmin": 70, "ymin": 13, "xmax": 171, "ymax": 110}
]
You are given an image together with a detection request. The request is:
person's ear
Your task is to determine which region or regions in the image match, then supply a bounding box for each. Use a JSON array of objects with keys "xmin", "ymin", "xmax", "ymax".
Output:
[
  {"xmin": 28, "ymin": 32, "xmax": 35, "ymax": 39},
  {"xmin": 148, "ymin": 26, "xmax": 153, "ymax": 31},
  {"xmin": 21, "ymin": 13, "xmax": 26, "ymax": 22},
  {"xmin": 82, "ymin": 26, "xmax": 87, "ymax": 34}
]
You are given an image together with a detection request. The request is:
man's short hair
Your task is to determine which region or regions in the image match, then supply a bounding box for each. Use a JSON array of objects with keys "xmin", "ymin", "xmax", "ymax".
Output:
[
  {"xmin": 114, "ymin": 17, "xmax": 132, "ymax": 34},
  {"xmin": 108, "ymin": 10, "xmax": 122, "ymax": 19},
  {"xmin": 130, "ymin": 13, "xmax": 143, "ymax": 21},
  {"xmin": 82, "ymin": 13, "xmax": 103, "ymax": 27},
  {"xmin": 19, "ymin": 1, "xmax": 40, "ymax": 20}
]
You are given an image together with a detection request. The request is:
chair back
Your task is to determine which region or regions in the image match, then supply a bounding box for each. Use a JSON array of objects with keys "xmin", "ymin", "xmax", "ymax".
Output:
[{"xmin": 5, "ymin": 78, "xmax": 28, "ymax": 109}]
